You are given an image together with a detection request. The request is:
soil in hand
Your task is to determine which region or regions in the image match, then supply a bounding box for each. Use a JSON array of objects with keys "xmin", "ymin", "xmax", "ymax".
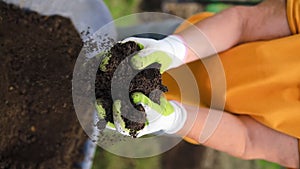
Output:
[
  {"xmin": 95, "ymin": 41, "xmax": 168, "ymax": 137},
  {"xmin": 0, "ymin": 1, "xmax": 86, "ymax": 169}
]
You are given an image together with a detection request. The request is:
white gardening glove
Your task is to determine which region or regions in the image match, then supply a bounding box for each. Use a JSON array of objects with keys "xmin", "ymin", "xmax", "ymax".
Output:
[
  {"xmin": 95, "ymin": 93, "xmax": 187, "ymax": 137},
  {"xmin": 122, "ymin": 35, "xmax": 187, "ymax": 73},
  {"xmin": 131, "ymin": 92, "xmax": 187, "ymax": 137}
]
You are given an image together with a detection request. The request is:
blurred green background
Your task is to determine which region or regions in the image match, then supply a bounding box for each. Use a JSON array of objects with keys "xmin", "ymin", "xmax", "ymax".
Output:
[{"xmin": 93, "ymin": 0, "xmax": 284, "ymax": 169}]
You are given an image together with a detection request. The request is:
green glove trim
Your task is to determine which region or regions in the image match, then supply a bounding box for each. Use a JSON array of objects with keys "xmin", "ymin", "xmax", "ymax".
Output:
[
  {"xmin": 131, "ymin": 92, "xmax": 174, "ymax": 116},
  {"xmin": 95, "ymin": 100, "xmax": 106, "ymax": 119},
  {"xmin": 113, "ymin": 100, "xmax": 130, "ymax": 133},
  {"xmin": 130, "ymin": 51, "xmax": 172, "ymax": 73},
  {"xmin": 136, "ymin": 42, "xmax": 144, "ymax": 50},
  {"xmin": 107, "ymin": 121, "xmax": 116, "ymax": 129},
  {"xmin": 99, "ymin": 53, "xmax": 112, "ymax": 72},
  {"xmin": 95, "ymin": 100, "xmax": 116, "ymax": 129}
]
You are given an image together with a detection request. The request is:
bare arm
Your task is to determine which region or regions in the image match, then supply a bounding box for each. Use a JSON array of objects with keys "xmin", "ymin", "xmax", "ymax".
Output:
[
  {"xmin": 177, "ymin": 106, "xmax": 299, "ymax": 168},
  {"xmin": 176, "ymin": 0, "xmax": 292, "ymax": 63},
  {"xmin": 173, "ymin": 1, "xmax": 298, "ymax": 166}
]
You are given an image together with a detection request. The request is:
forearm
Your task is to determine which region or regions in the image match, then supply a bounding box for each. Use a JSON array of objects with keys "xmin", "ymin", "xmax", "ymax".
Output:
[
  {"xmin": 175, "ymin": 0, "xmax": 291, "ymax": 63},
  {"xmin": 177, "ymin": 107, "xmax": 299, "ymax": 168},
  {"xmin": 239, "ymin": 0, "xmax": 291, "ymax": 42},
  {"xmin": 239, "ymin": 116, "xmax": 299, "ymax": 168},
  {"xmin": 176, "ymin": 7, "xmax": 243, "ymax": 63},
  {"xmin": 177, "ymin": 107, "xmax": 249, "ymax": 157}
]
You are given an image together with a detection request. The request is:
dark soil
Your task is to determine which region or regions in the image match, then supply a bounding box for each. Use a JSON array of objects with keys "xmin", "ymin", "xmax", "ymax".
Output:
[
  {"xmin": 95, "ymin": 41, "xmax": 167, "ymax": 137},
  {"xmin": 0, "ymin": 1, "xmax": 86, "ymax": 169}
]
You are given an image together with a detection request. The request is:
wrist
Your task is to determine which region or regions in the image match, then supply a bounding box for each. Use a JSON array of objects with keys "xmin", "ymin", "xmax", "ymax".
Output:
[
  {"xmin": 160, "ymin": 35, "xmax": 187, "ymax": 63},
  {"xmin": 164, "ymin": 101, "xmax": 187, "ymax": 134}
]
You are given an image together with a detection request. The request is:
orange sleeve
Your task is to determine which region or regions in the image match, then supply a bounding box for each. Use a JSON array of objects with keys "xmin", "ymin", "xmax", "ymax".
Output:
[
  {"xmin": 287, "ymin": 0, "xmax": 300, "ymax": 34},
  {"xmin": 173, "ymin": 12, "xmax": 214, "ymax": 33}
]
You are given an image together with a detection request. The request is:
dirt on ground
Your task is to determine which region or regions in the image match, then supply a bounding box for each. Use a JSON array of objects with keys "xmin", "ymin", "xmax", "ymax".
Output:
[{"xmin": 0, "ymin": 1, "xmax": 87, "ymax": 168}]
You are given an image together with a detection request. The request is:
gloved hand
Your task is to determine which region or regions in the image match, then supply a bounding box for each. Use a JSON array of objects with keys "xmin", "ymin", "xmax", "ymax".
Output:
[
  {"xmin": 130, "ymin": 92, "xmax": 187, "ymax": 137},
  {"xmin": 95, "ymin": 92, "xmax": 187, "ymax": 137},
  {"xmin": 123, "ymin": 35, "xmax": 187, "ymax": 73}
]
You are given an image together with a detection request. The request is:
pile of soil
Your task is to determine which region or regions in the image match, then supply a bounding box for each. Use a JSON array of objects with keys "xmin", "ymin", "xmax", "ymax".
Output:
[
  {"xmin": 0, "ymin": 1, "xmax": 86, "ymax": 168},
  {"xmin": 95, "ymin": 41, "xmax": 167, "ymax": 137}
]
